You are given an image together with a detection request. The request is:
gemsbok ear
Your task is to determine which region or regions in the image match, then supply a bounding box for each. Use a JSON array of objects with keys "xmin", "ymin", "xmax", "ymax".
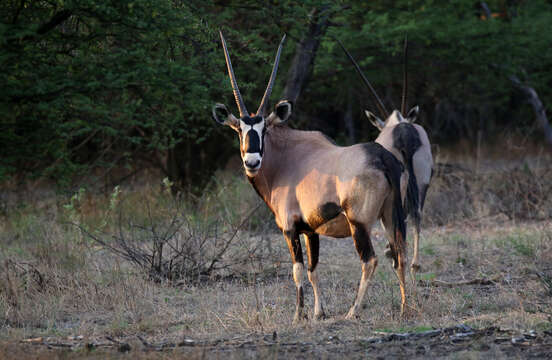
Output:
[
  {"xmin": 212, "ymin": 103, "xmax": 239, "ymax": 129},
  {"xmin": 365, "ymin": 110, "xmax": 385, "ymax": 131},
  {"xmin": 406, "ymin": 105, "xmax": 419, "ymax": 123},
  {"xmin": 266, "ymin": 100, "xmax": 292, "ymax": 126}
]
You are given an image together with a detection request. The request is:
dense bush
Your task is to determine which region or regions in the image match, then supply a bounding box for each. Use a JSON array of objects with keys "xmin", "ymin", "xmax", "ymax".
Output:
[{"xmin": 1, "ymin": 0, "xmax": 551, "ymax": 188}]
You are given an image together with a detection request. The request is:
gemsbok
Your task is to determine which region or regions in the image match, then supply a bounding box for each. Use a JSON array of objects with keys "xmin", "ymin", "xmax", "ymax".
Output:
[
  {"xmin": 338, "ymin": 39, "xmax": 434, "ymax": 282},
  {"xmin": 212, "ymin": 31, "xmax": 409, "ymax": 321}
]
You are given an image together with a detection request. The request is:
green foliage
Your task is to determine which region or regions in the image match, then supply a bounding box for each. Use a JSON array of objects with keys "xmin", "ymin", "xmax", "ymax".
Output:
[
  {"xmin": 0, "ymin": 0, "xmax": 222, "ymax": 185},
  {"xmin": 1, "ymin": 0, "xmax": 551, "ymax": 187},
  {"xmin": 320, "ymin": 0, "xmax": 552, "ymax": 142}
]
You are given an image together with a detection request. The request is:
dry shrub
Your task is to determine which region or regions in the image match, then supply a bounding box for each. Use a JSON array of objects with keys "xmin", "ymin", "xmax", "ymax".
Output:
[
  {"xmin": 425, "ymin": 162, "xmax": 552, "ymax": 225},
  {"xmin": 74, "ymin": 175, "xmax": 276, "ymax": 283},
  {"xmin": 483, "ymin": 165, "xmax": 552, "ymax": 220},
  {"xmin": 425, "ymin": 164, "xmax": 475, "ymax": 224}
]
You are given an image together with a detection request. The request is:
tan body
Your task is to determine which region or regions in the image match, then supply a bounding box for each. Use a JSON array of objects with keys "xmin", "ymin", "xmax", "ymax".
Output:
[
  {"xmin": 248, "ymin": 124, "xmax": 408, "ymax": 320},
  {"xmin": 253, "ymin": 127, "xmax": 395, "ymax": 236}
]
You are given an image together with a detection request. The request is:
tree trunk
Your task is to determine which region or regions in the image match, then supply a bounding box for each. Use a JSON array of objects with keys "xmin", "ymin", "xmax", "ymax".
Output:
[
  {"xmin": 509, "ymin": 75, "xmax": 552, "ymax": 147},
  {"xmin": 283, "ymin": 7, "xmax": 331, "ymax": 105}
]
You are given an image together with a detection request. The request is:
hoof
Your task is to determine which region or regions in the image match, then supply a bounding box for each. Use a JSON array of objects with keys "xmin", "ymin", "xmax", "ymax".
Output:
[
  {"xmin": 293, "ymin": 311, "xmax": 307, "ymax": 324},
  {"xmin": 313, "ymin": 311, "xmax": 326, "ymax": 321},
  {"xmin": 400, "ymin": 305, "xmax": 415, "ymax": 319},
  {"xmin": 384, "ymin": 245, "xmax": 393, "ymax": 259},
  {"xmin": 345, "ymin": 308, "xmax": 359, "ymax": 320}
]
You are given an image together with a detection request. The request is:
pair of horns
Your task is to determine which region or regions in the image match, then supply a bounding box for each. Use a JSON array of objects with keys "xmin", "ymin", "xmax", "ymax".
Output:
[
  {"xmin": 337, "ymin": 35, "xmax": 409, "ymax": 118},
  {"xmin": 220, "ymin": 31, "xmax": 286, "ymax": 117}
]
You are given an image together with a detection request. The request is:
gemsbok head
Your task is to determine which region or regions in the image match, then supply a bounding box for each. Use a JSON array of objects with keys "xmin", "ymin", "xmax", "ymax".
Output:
[
  {"xmin": 212, "ymin": 32, "xmax": 290, "ymax": 178},
  {"xmin": 338, "ymin": 38, "xmax": 434, "ymax": 282},
  {"xmin": 213, "ymin": 31, "xmax": 409, "ymax": 322}
]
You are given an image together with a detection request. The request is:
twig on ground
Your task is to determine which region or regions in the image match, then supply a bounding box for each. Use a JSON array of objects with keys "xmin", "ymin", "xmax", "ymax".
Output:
[{"xmin": 419, "ymin": 275, "xmax": 501, "ymax": 287}]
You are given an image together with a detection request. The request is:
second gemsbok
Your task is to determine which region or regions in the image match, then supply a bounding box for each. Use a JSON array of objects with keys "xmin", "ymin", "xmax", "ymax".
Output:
[{"xmin": 338, "ymin": 38, "xmax": 434, "ymax": 281}]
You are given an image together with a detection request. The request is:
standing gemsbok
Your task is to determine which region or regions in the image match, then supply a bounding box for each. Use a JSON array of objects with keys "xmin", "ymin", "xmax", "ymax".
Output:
[
  {"xmin": 338, "ymin": 39, "xmax": 434, "ymax": 281},
  {"xmin": 212, "ymin": 31, "xmax": 409, "ymax": 321}
]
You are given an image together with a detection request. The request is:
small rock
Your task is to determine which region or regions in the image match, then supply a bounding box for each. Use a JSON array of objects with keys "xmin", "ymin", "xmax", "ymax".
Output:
[{"xmin": 179, "ymin": 338, "xmax": 195, "ymax": 346}]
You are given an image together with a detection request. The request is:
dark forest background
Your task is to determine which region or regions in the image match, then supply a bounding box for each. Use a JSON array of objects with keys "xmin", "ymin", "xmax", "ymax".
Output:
[{"xmin": 2, "ymin": 0, "xmax": 551, "ymax": 192}]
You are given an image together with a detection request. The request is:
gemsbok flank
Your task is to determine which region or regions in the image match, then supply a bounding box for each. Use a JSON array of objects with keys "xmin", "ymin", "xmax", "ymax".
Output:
[
  {"xmin": 338, "ymin": 38, "xmax": 434, "ymax": 282},
  {"xmin": 212, "ymin": 31, "xmax": 409, "ymax": 322}
]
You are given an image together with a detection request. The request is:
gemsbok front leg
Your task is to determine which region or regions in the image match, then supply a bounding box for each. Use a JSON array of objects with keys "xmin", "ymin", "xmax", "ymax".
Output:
[
  {"xmin": 304, "ymin": 232, "xmax": 325, "ymax": 320},
  {"xmin": 283, "ymin": 228, "xmax": 305, "ymax": 323},
  {"xmin": 345, "ymin": 220, "xmax": 378, "ymax": 320}
]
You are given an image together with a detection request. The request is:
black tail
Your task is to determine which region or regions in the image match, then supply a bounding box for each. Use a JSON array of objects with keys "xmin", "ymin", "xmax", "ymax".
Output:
[
  {"xmin": 404, "ymin": 153, "xmax": 420, "ymax": 229},
  {"xmin": 379, "ymin": 148, "xmax": 407, "ymax": 250},
  {"xmin": 392, "ymin": 123, "xmax": 422, "ymax": 228}
]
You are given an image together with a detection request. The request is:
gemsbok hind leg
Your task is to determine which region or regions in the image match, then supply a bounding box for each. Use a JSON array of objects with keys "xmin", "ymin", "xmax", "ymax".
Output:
[
  {"xmin": 304, "ymin": 232, "xmax": 326, "ymax": 320},
  {"xmin": 283, "ymin": 228, "xmax": 305, "ymax": 323},
  {"xmin": 410, "ymin": 217, "xmax": 422, "ymax": 286},
  {"xmin": 345, "ymin": 220, "xmax": 378, "ymax": 320},
  {"xmin": 381, "ymin": 205, "xmax": 408, "ymax": 317}
]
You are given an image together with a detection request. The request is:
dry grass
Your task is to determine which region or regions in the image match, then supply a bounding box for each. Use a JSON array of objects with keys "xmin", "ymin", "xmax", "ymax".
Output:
[{"xmin": 1, "ymin": 160, "xmax": 552, "ymax": 358}]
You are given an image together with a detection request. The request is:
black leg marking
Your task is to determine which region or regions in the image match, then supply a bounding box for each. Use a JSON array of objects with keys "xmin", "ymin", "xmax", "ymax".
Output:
[
  {"xmin": 283, "ymin": 229, "xmax": 303, "ymax": 264},
  {"xmin": 296, "ymin": 286, "xmax": 304, "ymax": 308},
  {"xmin": 305, "ymin": 233, "xmax": 320, "ymax": 272},
  {"xmin": 284, "ymin": 227, "xmax": 305, "ymax": 322},
  {"xmin": 349, "ymin": 220, "xmax": 375, "ymax": 262},
  {"xmin": 345, "ymin": 220, "xmax": 378, "ymax": 319},
  {"xmin": 305, "ymin": 232, "xmax": 325, "ymax": 320}
]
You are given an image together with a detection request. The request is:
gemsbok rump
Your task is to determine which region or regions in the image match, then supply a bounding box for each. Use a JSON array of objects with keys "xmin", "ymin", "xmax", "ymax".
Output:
[
  {"xmin": 212, "ymin": 32, "xmax": 409, "ymax": 321},
  {"xmin": 338, "ymin": 38, "xmax": 434, "ymax": 281}
]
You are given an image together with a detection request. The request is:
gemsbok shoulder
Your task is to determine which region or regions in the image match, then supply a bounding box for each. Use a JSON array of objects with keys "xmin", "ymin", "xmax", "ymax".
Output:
[
  {"xmin": 338, "ymin": 38, "xmax": 434, "ymax": 281},
  {"xmin": 212, "ymin": 32, "xmax": 409, "ymax": 321}
]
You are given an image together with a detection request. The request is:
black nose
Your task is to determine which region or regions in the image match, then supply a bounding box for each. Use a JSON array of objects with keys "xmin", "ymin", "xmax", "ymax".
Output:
[{"xmin": 244, "ymin": 159, "xmax": 260, "ymax": 169}]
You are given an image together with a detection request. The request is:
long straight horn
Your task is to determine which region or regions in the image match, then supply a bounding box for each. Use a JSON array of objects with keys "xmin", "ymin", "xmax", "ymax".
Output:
[
  {"xmin": 220, "ymin": 31, "xmax": 248, "ymax": 117},
  {"xmin": 336, "ymin": 38, "xmax": 389, "ymax": 119},
  {"xmin": 256, "ymin": 34, "xmax": 286, "ymax": 116},
  {"xmin": 401, "ymin": 34, "xmax": 408, "ymax": 115}
]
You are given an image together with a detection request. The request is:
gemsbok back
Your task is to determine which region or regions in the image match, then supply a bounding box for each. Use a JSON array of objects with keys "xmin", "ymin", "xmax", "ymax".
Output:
[
  {"xmin": 338, "ymin": 38, "xmax": 434, "ymax": 282},
  {"xmin": 212, "ymin": 31, "xmax": 409, "ymax": 321}
]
